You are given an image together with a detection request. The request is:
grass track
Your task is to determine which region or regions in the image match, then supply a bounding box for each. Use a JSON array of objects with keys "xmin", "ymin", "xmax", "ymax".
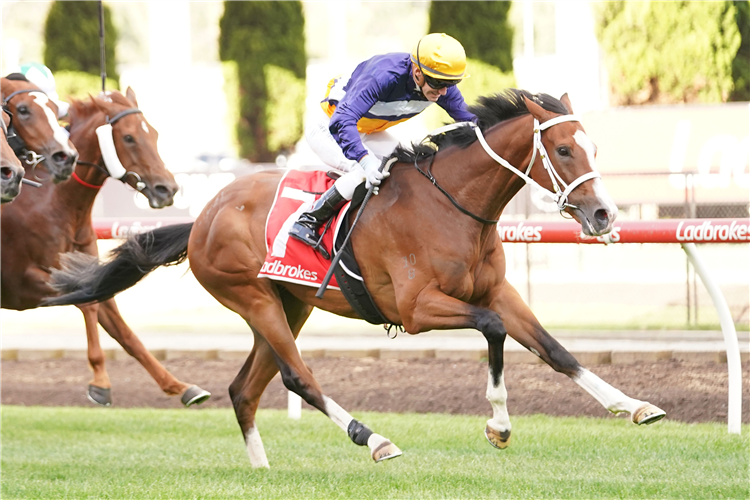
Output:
[{"xmin": 2, "ymin": 406, "xmax": 748, "ymax": 499}]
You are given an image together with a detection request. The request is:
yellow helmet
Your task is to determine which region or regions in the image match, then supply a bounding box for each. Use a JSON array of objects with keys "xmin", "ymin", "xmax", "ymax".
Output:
[{"xmin": 410, "ymin": 33, "xmax": 468, "ymax": 81}]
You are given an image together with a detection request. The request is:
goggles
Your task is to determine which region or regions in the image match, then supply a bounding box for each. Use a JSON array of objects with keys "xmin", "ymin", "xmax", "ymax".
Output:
[{"xmin": 422, "ymin": 73, "xmax": 462, "ymax": 90}]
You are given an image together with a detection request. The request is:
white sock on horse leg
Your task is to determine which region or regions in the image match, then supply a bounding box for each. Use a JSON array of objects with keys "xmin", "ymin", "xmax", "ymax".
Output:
[
  {"xmin": 485, "ymin": 370, "xmax": 512, "ymax": 432},
  {"xmin": 323, "ymin": 395, "xmax": 354, "ymax": 432},
  {"xmin": 244, "ymin": 425, "xmax": 269, "ymax": 468},
  {"xmin": 573, "ymin": 368, "xmax": 643, "ymax": 414}
]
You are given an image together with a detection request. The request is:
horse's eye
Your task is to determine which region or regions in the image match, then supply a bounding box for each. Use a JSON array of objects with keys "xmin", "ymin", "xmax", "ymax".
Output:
[
  {"xmin": 123, "ymin": 134, "xmax": 135, "ymax": 144},
  {"xmin": 557, "ymin": 146, "xmax": 570, "ymax": 157},
  {"xmin": 17, "ymin": 105, "xmax": 29, "ymax": 116}
]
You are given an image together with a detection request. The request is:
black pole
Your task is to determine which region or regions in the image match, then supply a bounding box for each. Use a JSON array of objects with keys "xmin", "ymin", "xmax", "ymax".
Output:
[{"xmin": 99, "ymin": 0, "xmax": 106, "ymax": 91}]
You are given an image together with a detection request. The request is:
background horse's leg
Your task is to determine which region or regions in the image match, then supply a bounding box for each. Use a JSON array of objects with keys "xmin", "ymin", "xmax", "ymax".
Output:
[
  {"xmin": 495, "ymin": 281, "xmax": 665, "ymax": 424},
  {"xmin": 408, "ymin": 288, "xmax": 512, "ymax": 448},
  {"xmin": 228, "ymin": 289, "xmax": 312, "ymax": 468},
  {"xmin": 76, "ymin": 303, "xmax": 112, "ymax": 406},
  {"xmin": 96, "ymin": 298, "xmax": 210, "ymax": 406}
]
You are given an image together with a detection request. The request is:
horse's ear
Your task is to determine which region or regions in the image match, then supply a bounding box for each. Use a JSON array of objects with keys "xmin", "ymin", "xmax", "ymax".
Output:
[
  {"xmin": 125, "ymin": 87, "xmax": 138, "ymax": 107},
  {"xmin": 91, "ymin": 93, "xmax": 110, "ymax": 114},
  {"xmin": 560, "ymin": 93, "xmax": 574, "ymax": 114},
  {"xmin": 523, "ymin": 95, "xmax": 550, "ymax": 122}
]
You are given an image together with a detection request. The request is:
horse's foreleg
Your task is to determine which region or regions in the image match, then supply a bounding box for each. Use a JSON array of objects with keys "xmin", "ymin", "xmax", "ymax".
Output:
[
  {"xmin": 77, "ymin": 303, "xmax": 112, "ymax": 406},
  {"xmin": 495, "ymin": 281, "xmax": 665, "ymax": 424},
  {"xmin": 96, "ymin": 298, "xmax": 210, "ymax": 406},
  {"xmin": 408, "ymin": 288, "xmax": 511, "ymax": 448}
]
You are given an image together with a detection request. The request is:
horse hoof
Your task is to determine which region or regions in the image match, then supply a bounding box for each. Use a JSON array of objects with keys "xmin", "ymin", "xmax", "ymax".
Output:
[
  {"xmin": 632, "ymin": 403, "xmax": 666, "ymax": 425},
  {"xmin": 484, "ymin": 425, "xmax": 511, "ymax": 449},
  {"xmin": 87, "ymin": 385, "xmax": 112, "ymax": 407},
  {"xmin": 372, "ymin": 441, "xmax": 402, "ymax": 462},
  {"xmin": 181, "ymin": 385, "xmax": 211, "ymax": 407}
]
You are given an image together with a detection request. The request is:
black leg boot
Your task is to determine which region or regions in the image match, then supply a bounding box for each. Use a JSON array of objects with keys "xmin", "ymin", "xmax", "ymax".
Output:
[{"xmin": 289, "ymin": 185, "xmax": 347, "ymax": 259}]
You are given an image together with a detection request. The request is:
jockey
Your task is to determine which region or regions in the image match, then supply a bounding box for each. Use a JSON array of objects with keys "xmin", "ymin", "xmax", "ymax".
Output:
[
  {"xmin": 289, "ymin": 33, "xmax": 476, "ymax": 252},
  {"xmin": 17, "ymin": 62, "xmax": 70, "ymax": 119}
]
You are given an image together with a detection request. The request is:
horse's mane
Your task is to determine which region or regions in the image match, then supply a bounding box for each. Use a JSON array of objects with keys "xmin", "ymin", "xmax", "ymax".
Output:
[
  {"xmin": 390, "ymin": 88, "xmax": 570, "ymax": 163},
  {"xmin": 69, "ymin": 90, "xmax": 132, "ymax": 121}
]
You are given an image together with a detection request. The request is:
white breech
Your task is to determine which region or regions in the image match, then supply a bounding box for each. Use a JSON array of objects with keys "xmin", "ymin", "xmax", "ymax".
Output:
[{"xmin": 304, "ymin": 107, "xmax": 399, "ymax": 200}]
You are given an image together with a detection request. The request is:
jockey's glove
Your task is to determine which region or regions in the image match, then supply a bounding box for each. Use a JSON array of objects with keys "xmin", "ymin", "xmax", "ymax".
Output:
[{"xmin": 360, "ymin": 154, "xmax": 389, "ymax": 194}]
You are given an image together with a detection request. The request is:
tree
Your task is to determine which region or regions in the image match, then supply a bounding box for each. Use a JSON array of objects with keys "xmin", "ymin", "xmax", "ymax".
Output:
[
  {"xmin": 428, "ymin": 1, "xmax": 514, "ymax": 72},
  {"xmin": 730, "ymin": 1, "xmax": 750, "ymax": 101},
  {"xmin": 219, "ymin": 1, "xmax": 306, "ymax": 162},
  {"xmin": 44, "ymin": 1, "xmax": 119, "ymax": 81},
  {"xmin": 595, "ymin": 2, "xmax": 742, "ymax": 104}
]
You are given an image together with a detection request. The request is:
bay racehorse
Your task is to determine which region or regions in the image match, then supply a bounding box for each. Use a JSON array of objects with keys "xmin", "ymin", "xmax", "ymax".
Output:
[
  {"xmin": 1, "ymin": 82, "xmax": 210, "ymax": 407},
  {"xmin": 1, "ymin": 108, "xmax": 24, "ymax": 203},
  {"xmin": 1, "ymin": 75, "xmax": 78, "ymax": 183},
  {"xmin": 44, "ymin": 90, "xmax": 665, "ymax": 467}
]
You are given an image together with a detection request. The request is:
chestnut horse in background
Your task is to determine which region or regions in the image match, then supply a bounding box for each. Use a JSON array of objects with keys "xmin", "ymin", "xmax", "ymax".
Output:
[
  {"xmin": 1, "ymin": 75, "xmax": 78, "ymax": 183},
  {"xmin": 45, "ymin": 90, "xmax": 664, "ymax": 467},
  {"xmin": 1, "ymin": 79, "xmax": 210, "ymax": 407},
  {"xmin": 1, "ymin": 108, "xmax": 24, "ymax": 203}
]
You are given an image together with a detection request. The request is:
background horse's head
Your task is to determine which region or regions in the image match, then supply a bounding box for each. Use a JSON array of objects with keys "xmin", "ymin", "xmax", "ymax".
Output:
[
  {"xmin": 1, "ymin": 74, "xmax": 78, "ymax": 183},
  {"xmin": 1, "ymin": 108, "xmax": 24, "ymax": 203},
  {"xmin": 69, "ymin": 88, "xmax": 178, "ymax": 208},
  {"xmin": 523, "ymin": 94, "xmax": 618, "ymax": 236}
]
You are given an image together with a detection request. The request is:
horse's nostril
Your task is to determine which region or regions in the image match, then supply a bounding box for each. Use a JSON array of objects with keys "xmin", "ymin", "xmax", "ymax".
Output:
[
  {"xmin": 52, "ymin": 152, "xmax": 68, "ymax": 164},
  {"xmin": 594, "ymin": 208, "xmax": 609, "ymax": 224},
  {"xmin": 154, "ymin": 184, "xmax": 174, "ymax": 197}
]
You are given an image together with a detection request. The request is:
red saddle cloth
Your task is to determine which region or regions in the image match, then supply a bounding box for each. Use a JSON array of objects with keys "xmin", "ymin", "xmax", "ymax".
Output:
[{"xmin": 258, "ymin": 170, "xmax": 349, "ymax": 290}]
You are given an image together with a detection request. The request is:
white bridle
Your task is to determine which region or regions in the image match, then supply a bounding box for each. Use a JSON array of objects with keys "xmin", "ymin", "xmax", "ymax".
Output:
[{"xmin": 428, "ymin": 115, "xmax": 601, "ymax": 211}]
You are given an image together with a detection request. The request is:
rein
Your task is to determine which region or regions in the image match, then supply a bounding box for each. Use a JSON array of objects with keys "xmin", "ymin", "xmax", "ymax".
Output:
[
  {"xmin": 413, "ymin": 154, "xmax": 499, "ymax": 225},
  {"xmin": 93, "ymin": 106, "xmax": 146, "ymax": 192},
  {"xmin": 420, "ymin": 115, "xmax": 601, "ymax": 219}
]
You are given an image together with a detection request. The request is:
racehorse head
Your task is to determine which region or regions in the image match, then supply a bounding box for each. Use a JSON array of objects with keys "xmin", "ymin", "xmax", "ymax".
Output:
[
  {"xmin": 69, "ymin": 88, "xmax": 178, "ymax": 208},
  {"xmin": 0, "ymin": 108, "xmax": 24, "ymax": 203},
  {"xmin": 1, "ymin": 74, "xmax": 78, "ymax": 183},
  {"xmin": 522, "ymin": 93, "xmax": 618, "ymax": 236}
]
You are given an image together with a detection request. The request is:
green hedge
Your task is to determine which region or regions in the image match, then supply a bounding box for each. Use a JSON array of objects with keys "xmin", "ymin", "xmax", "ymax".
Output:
[
  {"xmin": 221, "ymin": 61, "xmax": 305, "ymax": 156},
  {"xmin": 595, "ymin": 2, "xmax": 742, "ymax": 104},
  {"xmin": 428, "ymin": 1, "xmax": 514, "ymax": 72},
  {"xmin": 54, "ymin": 70, "xmax": 119, "ymax": 103},
  {"xmin": 219, "ymin": 1, "xmax": 306, "ymax": 162},
  {"xmin": 44, "ymin": 1, "xmax": 119, "ymax": 81}
]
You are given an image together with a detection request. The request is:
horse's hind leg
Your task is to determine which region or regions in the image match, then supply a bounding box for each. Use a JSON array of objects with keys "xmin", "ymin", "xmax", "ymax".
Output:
[
  {"xmin": 219, "ymin": 283, "xmax": 401, "ymax": 466},
  {"xmin": 96, "ymin": 298, "xmax": 211, "ymax": 406},
  {"xmin": 77, "ymin": 303, "xmax": 112, "ymax": 406},
  {"xmin": 495, "ymin": 281, "xmax": 665, "ymax": 424},
  {"xmin": 229, "ymin": 289, "xmax": 313, "ymax": 468}
]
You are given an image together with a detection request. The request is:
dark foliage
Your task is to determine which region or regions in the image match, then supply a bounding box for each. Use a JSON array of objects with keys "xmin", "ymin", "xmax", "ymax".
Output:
[{"xmin": 44, "ymin": 1, "xmax": 119, "ymax": 81}]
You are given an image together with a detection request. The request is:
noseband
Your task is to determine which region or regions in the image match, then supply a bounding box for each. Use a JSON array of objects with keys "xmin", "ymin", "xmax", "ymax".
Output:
[
  {"xmin": 424, "ymin": 115, "xmax": 601, "ymax": 218},
  {"xmin": 78, "ymin": 106, "xmax": 146, "ymax": 191},
  {"xmin": 2, "ymin": 89, "xmax": 48, "ymax": 171}
]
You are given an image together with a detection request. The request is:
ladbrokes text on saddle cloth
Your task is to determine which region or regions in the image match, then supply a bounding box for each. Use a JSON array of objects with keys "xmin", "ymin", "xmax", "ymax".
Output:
[{"xmin": 259, "ymin": 170, "xmax": 349, "ymax": 289}]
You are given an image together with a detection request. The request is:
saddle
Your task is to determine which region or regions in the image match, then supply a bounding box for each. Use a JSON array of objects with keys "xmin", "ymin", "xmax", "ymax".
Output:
[{"xmin": 330, "ymin": 182, "xmax": 395, "ymax": 326}]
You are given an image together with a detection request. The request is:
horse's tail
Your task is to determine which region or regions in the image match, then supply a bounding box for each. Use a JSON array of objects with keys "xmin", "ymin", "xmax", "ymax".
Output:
[{"xmin": 41, "ymin": 222, "xmax": 194, "ymax": 307}]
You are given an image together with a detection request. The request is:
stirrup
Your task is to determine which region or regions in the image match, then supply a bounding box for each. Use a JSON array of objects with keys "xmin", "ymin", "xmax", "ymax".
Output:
[{"xmin": 289, "ymin": 228, "xmax": 331, "ymax": 260}]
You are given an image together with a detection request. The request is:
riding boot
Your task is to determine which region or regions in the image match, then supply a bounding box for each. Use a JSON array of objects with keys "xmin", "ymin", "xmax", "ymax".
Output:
[{"xmin": 289, "ymin": 185, "xmax": 347, "ymax": 258}]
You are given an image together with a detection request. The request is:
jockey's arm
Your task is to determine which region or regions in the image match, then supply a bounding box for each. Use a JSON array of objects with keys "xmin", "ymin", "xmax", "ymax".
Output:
[
  {"xmin": 328, "ymin": 74, "xmax": 398, "ymax": 163},
  {"xmin": 438, "ymin": 86, "xmax": 477, "ymax": 124}
]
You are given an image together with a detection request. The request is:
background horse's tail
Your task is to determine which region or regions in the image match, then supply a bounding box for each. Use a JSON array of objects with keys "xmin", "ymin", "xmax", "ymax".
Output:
[{"xmin": 41, "ymin": 222, "xmax": 194, "ymax": 307}]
